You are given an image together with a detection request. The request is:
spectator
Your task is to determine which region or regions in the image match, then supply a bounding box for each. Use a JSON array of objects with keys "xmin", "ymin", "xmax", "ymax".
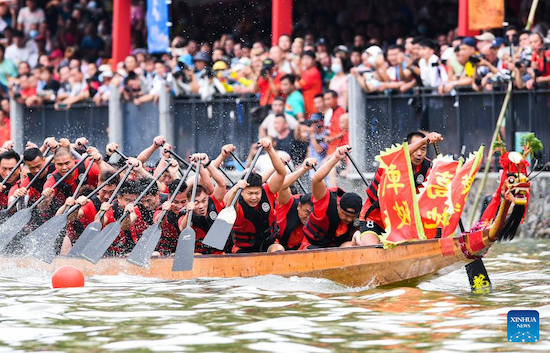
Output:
[
  {"xmin": 313, "ymin": 93, "xmax": 327, "ymax": 115},
  {"xmin": 25, "ymin": 66, "xmax": 59, "ymax": 106},
  {"xmin": 0, "ymin": 44, "xmax": 17, "ymax": 97},
  {"xmin": 0, "ymin": 108, "xmax": 9, "ymax": 146},
  {"xmin": 93, "ymin": 70, "xmax": 113, "ymax": 105},
  {"xmin": 273, "ymin": 114, "xmax": 308, "ymax": 165},
  {"xmin": 80, "ymin": 22, "xmax": 104, "ymax": 61},
  {"xmin": 0, "ymin": 3, "xmax": 15, "ymax": 32},
  {"xmin": 328, "ymin": 56, "xmax": 349, "ymax": 110},
  {"xmin": 280, "ymin": 74, "xmax": 305, "ymax": 122},
  {"xmin": 318, "ymin": 51, "xmax": 333, "ymax": 88},
  {"xmin": 12, "ymin": 74, "xmax": 36, "ymax": 105},
  {"xmin": 439, "ymin": 38, "xmax": 477, "ymax": 94},
  {"xmin": 55, "ymin": 66, "xmax": 89, "ymax": 109},
  {"xmin": 418, "ymin": 39, "xmax": 447, "ymax": 88},
  {"xmin": 5, "ymin": 30, "xmax": 38, "ymax": 67},
  {"xmin": 17, "ymin": 0, "xmax": 45, "ymax": 36},
  {"xmin": 295, "ymin": 113, "xmax": 328, "ymax": 168},
  {"xmin": 259, "ymin": 96, "xmax": 298, "ymax": 139},
  {"xmin": 475, "ymin": 32, "xmax": 495, "ymax": 51},
  {"xmin": 295, "ymin": 50, "xmax": 322, "ymax": 118},
  {"xmin": 323, "ymin": 90, "xmax": 346, "ymax": 156},
  {"xmin": 350, "ymin": 47, "xmax": 362, "ymax": 68},
  {"xmin": 526, "ymin": 32, "xmax": 550, "ymax": 89},
  {"xmin": 254, "ymin": 58, "xmax": 283, "ymax": 107}
]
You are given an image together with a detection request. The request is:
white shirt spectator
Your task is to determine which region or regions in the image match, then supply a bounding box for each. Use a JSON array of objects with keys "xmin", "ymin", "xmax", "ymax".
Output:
[
  {"xmin": 419, "ymin": 54, "xmax": 448, "ymax": 88},
  {"xmin": 17, "ymin": 6, "xmax": 45, "ymax": 35},
  {"xmin": 260, "ymin": 112, "xmax": 298, "ymax": 139},
  {"xmin": 5, "ymin": 40, "xmax": 38, "ymax": 67}
]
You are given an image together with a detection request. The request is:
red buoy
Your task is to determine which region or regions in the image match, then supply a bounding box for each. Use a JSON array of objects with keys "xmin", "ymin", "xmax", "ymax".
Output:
[{"xmin": 51, "ymin": 265, "xmax": 85, "ymax": 288}]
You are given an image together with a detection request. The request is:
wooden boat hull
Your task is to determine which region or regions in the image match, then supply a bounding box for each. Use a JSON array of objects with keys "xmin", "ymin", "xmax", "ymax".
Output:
[{"xmin": 1, "ymin": 229, "xmax": 490, "ymax": 287}]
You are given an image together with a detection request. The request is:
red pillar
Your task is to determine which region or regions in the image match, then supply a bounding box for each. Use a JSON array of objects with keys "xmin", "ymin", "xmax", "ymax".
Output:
[
  {"xmin": 272, "ymin": 0, "xmax": 292, "ymax": 47},
  {"xmin": 113, "ymin": 0, "xmax": 132, "ymax": 66},
  {"xmin": 458, "ymin": 0, "xmax": 479, "ymax": 37}
]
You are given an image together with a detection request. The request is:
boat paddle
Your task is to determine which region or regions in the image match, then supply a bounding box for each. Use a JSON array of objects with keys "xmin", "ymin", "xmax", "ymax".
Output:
[
  {"xmin": 432, "ymin": 142, "xmax": 492, "ymax": 292},
  {"xmin": 172, "ymin": 158, "xmax": 202, "ymax": 271},
  {"xmin": 166, "ymin": 148, "xmax": 236, "ymax": 186},
  {"xmin": 80, "ymin": 162, "xmax": 170, "ymax": 264},
  {"xmin": 229, "ymin": 151, "xmax": 246, "ymax": 169},
  {"xmin": 24, "ymin": 156, "xmax": 96, "ymax": 262},
  {"xmin": 67, "ymin": 164, "xmax": 134, "ymax": 258},
  {"xmin": 284, "ymin": 161, "xmax": 307, "ymax": 194},
  {"xmin": 202, "ymin": 146, "xmax": 264, "ymax": 250},
  {"xmin": 344, "ymin": 148, "xmax": 371, "ymax": 187},
  {"xmin": 0, "ymin": 154, "xmax": 88, "ymax": 252},
  {"xmin": 127, "ymin": 161, "xmax": 194, "ymax": 268}
]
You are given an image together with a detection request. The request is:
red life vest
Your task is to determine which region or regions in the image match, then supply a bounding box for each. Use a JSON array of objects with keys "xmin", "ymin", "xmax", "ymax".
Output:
[
  {"xmin": 232, "ymin": 184, "xmax": 279, "ymax": 252},
  {"xmin": 0, "ymin": 182, "xmax": 13, "ymax": 209},
  {"xmin": 304, "ymin": 188, "xmax": 359, "ymax": 247},
  {"xmin": 276, "ymin": 195, "xmax": 305, "ymax": 250},
  {"xmin": 155, "ymin": 207, "xmax": 183, "ymax": 255},
  {"xmin": 67, "ymin": 196, "xmax": 101, "ymax": 244}
]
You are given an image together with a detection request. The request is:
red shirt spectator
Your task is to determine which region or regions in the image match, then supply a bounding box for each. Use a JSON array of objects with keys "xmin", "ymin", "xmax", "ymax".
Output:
[
  {"xmin": 297, "ymin": 51, "xmax": 322, "ymax": 118},
  {"xmin": 257, "ymin": 71, "xmax": 283, "ymax": 106},
  {"xmin": 323, "ymin": 90, "xmax": 346, "ymax": 155}
]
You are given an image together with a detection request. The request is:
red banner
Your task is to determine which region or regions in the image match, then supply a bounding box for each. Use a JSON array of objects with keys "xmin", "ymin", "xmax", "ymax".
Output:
[
  {"xmin": 377, "ymin": 143, "xmax": 425, "ymax": 246},
  {"xmin": 443, "ymin": 147, "xmax": 484, "ymax": 237},
  {"xmin": 418, "ymin": 157, "xmax": 459, "ymax": 239}
]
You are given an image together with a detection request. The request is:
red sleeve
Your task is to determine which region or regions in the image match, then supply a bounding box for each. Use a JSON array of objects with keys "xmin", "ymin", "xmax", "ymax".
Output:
[
  {"xmin": 299, "ymin": 69, "xmax": 313, "ymax": 90},
  {"xmin": 132, "ymin": 206, "xmax": 149, "ymax": 234},
  {"xmin": 86, "ymin": 161, "xmax": 100, "ymax": 188},
  {"xmin": 210, "ymin": 194, "xmax": 224, "ymax": 212},
  {"xmin": 104, "ymin": 208, "xmax": 115, "ymax": 225},
  {"xmin": 263, "ymin": 183, "xmax": 277, "ymax": 205},
  {"xmin": 312, "ymin": 190, "xmax": 330, "ymax": 218},
  {"xmin": 43, "ymin": 175, "xmax": 56, "ymax": 190},
  {"xmin": 276, "ymin": 195, "xmax": 294, "ymax": 215},
  {"xmin": 8, "ymin": 179, "xmax": 24, "ymax": 197},
  {"xmin": 80, "ymin": 201, "xmax": 97, "ymax": 227},
  {"xmin": 233, "ymin": 203, "xmax": 246, "ymax": 228},
  {"xmin": 329, "ymin": 108, "xmax": 344, "ymax": 136},
  {"xmin": 178, "ymin": 214, "xmax": 186, "ymax": 230}
]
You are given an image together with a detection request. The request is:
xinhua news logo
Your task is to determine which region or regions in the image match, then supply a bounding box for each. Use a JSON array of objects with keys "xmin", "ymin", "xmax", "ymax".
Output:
[{"xmin": 508, "ymin": 310, "xmax": 539, "ymax": 342}]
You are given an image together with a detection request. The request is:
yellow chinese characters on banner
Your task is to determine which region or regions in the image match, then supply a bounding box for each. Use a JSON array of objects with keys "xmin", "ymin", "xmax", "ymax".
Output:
[
  {"xmin": 443, "ymin": 146, "xmax": 485, "ymax": 237},
  {"xmin": 376, "ymin": 143, "xmax": 425, "ymax": 246},
  {"xmin": 418, "ymin": 157, "xmax": 459, "ymax": 239}
]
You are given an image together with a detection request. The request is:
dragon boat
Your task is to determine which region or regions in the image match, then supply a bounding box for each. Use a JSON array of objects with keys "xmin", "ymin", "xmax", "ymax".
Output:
[{"xmin": 1, "ymin": 149, "xmax": 531, "ymax": 288}]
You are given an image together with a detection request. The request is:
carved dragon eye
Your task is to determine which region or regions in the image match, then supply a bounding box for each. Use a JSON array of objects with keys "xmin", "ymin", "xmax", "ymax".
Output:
[{"xmin": 508, "ymin": 176, "xmax": 516, "ymax": 184}]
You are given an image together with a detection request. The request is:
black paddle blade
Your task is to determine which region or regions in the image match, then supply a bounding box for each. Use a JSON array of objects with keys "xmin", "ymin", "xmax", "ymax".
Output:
[
  {"xmin": 80, "ymin": 221, "xmax": 122, "ymax": 264},
  {"xmin": 202, "ymin": 208, "xmax": 236, "ymax": 250},
  {"xmin": 67, "ymin": 220, "xmax": 103, "ymax": 258},
  {"xmin": 466, "ymin": 259, "xmax": 492, "ymax": 294},
  {"xmin": 126, "ymin": 223, "xmax": 163, "ymax": 268},
  {"xmin": 172, "ymin": 227, "xmax": 197, "ymax": 271},
  {"xmin": 23, "ymin": 214, "xmax": 68, "ymax": 263},
  {"xmin": 0, "ymin": 208, "xmax": 33, "ymax": 252}
]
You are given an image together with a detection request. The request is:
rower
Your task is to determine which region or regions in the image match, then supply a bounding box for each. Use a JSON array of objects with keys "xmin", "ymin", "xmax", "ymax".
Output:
[
  {"xmin": 176, "ymin": 153, "xmax": 227, "ymax": 254},
  {"xmin": 8, "ymin": 147, "xmax": 56, "ymax": 206},
  {"xmin": 137, "ymin": 177, "xmax": 161, "ymax": 226},
  {"xmin": 353, "ymin": 131, "xmax": 444, "ymax": 246},
  {"xmin": 41, "ymin": 145, "xmax": 112, "ymax": 210},
  {"xmin": 153, "ymin": 179, "xmax": 188, "ymax": 255},
  {"xmin": 303, "ymin": 145, "xmax": 362, "ymax": 249},
  {"xmin": 57, "ymin": 170, "xmax": 120, "ymax": 244},
  {"xmin": 269, "ymin": 157, "xmax": 317, "ymax": 252},
  {"xmin": 0, "ymin": 150, "xmax": 22, "ymax": 208},
  {"xmin": 225, "ymin": 138, "xmax": 286, "ymax": 253},
  {"xmin": 100, "ymin": 179, "xmax": 148, "ymax": 256}
]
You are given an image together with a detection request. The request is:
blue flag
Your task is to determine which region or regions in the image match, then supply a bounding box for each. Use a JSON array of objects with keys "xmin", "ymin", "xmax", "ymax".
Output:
[{"xmin": 147, "ymin": 0, "xmax": 169, "ymax": 54}]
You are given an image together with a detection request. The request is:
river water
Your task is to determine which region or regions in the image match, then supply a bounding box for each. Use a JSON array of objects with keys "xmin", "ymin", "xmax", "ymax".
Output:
[{"xmin": 0, "ymin": 239, "xmax": 548, "ymax": 352}]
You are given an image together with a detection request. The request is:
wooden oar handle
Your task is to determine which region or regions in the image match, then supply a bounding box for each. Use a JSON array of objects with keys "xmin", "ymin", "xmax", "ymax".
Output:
[
  {"xmin": 229, "ymin": 151, "xmax": 246, "ymax": 169},
  {"xmin": 344, "ymin": 150, "xmax": 370, "ymax": 187},
  {"xmin": 186, "ymin": 158, "xmax": 202, "ymax": 228},
  {"xmin": 284, "ymin": 160, "xmax": 306, "ymax": 194}
]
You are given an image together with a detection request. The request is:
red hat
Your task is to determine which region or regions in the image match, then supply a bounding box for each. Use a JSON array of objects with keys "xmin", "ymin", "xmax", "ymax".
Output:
[{"xmin": 49, "ymin": 49, "xmax": 63, "ymax": 59}]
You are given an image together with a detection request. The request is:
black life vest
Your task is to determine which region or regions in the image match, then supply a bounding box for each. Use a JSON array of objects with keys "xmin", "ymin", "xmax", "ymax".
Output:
[
  {"xmin": 233, "ymin": 189, "xmax": 279, "ymax": 250},
  {"xmin": 279, "ymin": 198, "xmax": 302, "ymax": 250},
  {"xmin": 70, "ymin": 196, "xmax": 102, "ymax": 243},
  {"xmin": 304, "ymin": 188, "xmax": 357, "ymax": 247},
  {"xmin": 107, "ymin": 201, "xmax": 135, "ymax": 255}
]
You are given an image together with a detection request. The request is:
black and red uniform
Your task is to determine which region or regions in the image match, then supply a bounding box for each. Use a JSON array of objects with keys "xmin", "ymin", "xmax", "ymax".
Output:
[
  {"xmin": 153, "ymin": 207, "xmax": 185, "ymax": 255},
  {"xmin": 276, "ymin": 194, "xmax": 306, "ymax": 250},
  {"xmin": 303, "ymin": 187, "xmax": 359, "ymax": 248},
  {"xmin": 43, "ymin": 160, "xmax": 100, "ymax": 206},
  {"xmin": 66, "ymin": 196, "xmax": 102, "ymax": 244},
  {"xmin": 360, "ymin": 159, "xmax": 431, "ymax": 232},
  {"xmin": 103, "ymin": 200, "xmax": 148, "ymax": 256},
  {"xmin": 0, "ymin": 182, "xmax": 13, "ymax": 209},
  {"xmin": 8, "ymin": 164, "xmax": 57, "ymax": 206},
  {"xmin": 177, "ymin": 195, "xmax": 226, "ymax": 254},
  {"xmin": 232, "ymin": 183, "xmax": 279, "ymax": 253}
]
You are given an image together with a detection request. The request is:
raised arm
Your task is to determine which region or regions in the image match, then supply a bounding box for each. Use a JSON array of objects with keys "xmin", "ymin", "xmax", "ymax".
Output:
[
  {"xmin": 260, "ymin": 138, "xmax": 286, "ymax": 194},
  {"xmin": 279, "ymin": 158, "xmax": 317, "ymax": 206},
  {"xmin": 211, "ymin": 144, "xmax": 235, "ymax": 169},
  {"xmin": 312, "ymin": 146, "xmax": 349, "ymax": 201},
  {"xmin": 408, "ymin": 131, "xmax": 443, "ymax": 155},
  {"xmin": 137, "ymin": 136, "xmax": 166, "ymax": 164}
]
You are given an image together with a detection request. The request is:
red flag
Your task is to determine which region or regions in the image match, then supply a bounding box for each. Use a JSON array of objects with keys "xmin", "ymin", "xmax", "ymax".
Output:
[
  {"xmin": 377, "ymin": 143, "xmax": 425, "ymax": 246},
  {"xmin": 443, "ymin": 147, "xmax": 484, "ymax": 237},
  {"xmin": 418, "ymin": 157, "xmax": 459, "ymax": 239}
]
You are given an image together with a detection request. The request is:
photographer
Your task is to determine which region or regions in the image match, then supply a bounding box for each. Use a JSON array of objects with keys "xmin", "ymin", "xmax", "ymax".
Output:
[
  {"xmin": 472, "ymin": 42, "xmax": 501, "ymax": 92},
  {"xmin": 192, "ymin": 51, "xmax": 226, "ymax": 100},
  {"xmin": 253, "ymin": 58, "xmax": 283, "ymax": 107},
  {"xmin": 171, "ymin": 59, "xmax": 198, "ymax": 97},
  {"xmin": 438, "ymin": 38, "xmax": 477, "ymax": 94},
  {"xmin": 525, "ymin": 32, "xmax": 550, "ymax": 90}
]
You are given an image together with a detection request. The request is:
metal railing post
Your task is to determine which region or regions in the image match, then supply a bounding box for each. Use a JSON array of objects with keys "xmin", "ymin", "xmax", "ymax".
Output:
[
  {"xmin": 348, "ymin": 74, "xmax": 367, "ymax": 174},
  {"xmin": 108, "ymin": 83, "xmax": 124, "ymax": 150},
  {"xmin": 159, "ymin": 81, "xmax": 175, "ymax": 146},
  {"xmin": 9, "ymin": 100, "xmax": 24, "ymax": 152}
]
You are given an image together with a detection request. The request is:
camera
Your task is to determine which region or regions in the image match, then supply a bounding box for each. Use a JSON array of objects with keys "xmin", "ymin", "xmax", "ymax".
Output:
[
  {"xmin": 469, "ymin": 53, "xmax": 485, "ymax": 65},
  {"xmin": 515, "ymin": 58, "xmax": 531, "ymax": 69},
  {"xmin": 260, "ymin": 59, "xmax": 275, "ymax": 77}
]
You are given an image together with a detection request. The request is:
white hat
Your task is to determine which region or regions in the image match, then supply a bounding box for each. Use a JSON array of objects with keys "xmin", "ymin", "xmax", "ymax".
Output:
[
  {"xmin": 475, "ymin": 32, "xmax": 495, "ymax": 42},
  {"xmin": 365, "ymin": 45, "xmax": 383, "ymax": 57}
]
